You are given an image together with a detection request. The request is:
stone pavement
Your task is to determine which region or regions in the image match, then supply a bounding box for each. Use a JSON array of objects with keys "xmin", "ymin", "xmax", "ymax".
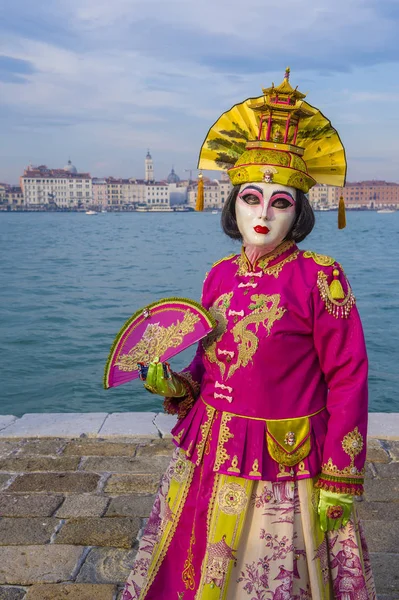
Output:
[{"xmin": 0, "ymin": 414, "xmax": 397, "ymax": 599}]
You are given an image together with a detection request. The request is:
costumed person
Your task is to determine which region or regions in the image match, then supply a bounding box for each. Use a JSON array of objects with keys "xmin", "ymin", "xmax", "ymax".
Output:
[{"xmin": 122, "ymin": 68, "xmax": 376, "ymax": 599}]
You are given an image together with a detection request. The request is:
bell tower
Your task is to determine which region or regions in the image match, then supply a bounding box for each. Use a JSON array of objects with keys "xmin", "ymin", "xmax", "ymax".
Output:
[{"xmin": 145, "ymin": 150, "xmax": 154, "ymax": 182}]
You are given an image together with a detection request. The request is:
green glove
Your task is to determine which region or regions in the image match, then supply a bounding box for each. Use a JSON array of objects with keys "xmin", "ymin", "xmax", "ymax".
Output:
[
  {"xmin": 318, "ymin": 489, "xmax": 353, "ymax": 532},
  {"xmin": 143, "ymin": 360, "xmax": 186, "ymax": 398}
]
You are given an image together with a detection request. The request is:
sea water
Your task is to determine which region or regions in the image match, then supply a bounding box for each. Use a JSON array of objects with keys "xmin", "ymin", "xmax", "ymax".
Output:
[{"xmin": 0, "ymin": 211, "xmax": 397, "ymax": 416}]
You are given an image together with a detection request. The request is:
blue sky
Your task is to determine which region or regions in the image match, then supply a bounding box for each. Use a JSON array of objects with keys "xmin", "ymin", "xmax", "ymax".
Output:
[{"xmin": 1, "ymin": 0, "xmax": 399, "ymax": 184}]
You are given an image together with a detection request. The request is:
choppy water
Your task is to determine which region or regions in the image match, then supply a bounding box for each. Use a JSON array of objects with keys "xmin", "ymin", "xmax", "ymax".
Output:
[{"xmin": 0, "ymin": 211, "xmax": 397, "ymax": 416}]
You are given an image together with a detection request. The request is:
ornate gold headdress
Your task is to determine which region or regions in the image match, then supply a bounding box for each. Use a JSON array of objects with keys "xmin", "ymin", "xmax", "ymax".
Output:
[{"xmin": 197, "ymin": 68, "xmax": 346, "ymax": 194}]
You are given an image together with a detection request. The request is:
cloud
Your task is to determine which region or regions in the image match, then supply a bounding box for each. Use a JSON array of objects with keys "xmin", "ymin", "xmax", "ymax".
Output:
[
  {"xmin": 1, "ymin": 0, "xmax": 399, "ymax": 183},
  {"xmin": 0, "ymin": 55, "xmax": 36, "ymax": 83}
]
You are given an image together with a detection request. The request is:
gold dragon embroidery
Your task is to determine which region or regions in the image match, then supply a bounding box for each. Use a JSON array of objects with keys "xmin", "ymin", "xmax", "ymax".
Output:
[{"xmin": 227, "ymin": 294, "xmax": 286, "ymax": 379}]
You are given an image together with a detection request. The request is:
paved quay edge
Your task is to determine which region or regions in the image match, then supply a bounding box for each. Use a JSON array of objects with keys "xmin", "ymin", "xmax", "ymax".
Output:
[
  {"xmin": 0, "ymin": 412, "xmax": 398, "ymax": 599},
  {"xmin": 0, "ymin": 412, "xmax": 398, "ymax": 439}
]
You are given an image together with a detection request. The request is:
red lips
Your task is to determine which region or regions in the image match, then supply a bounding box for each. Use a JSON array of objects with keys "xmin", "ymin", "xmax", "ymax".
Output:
[{"xmin": 254, "ymin": 225, "xmax": 270, "ymax": 234}]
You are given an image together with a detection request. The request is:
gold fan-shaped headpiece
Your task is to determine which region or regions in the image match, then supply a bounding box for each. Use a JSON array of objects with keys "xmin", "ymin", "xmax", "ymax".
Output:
[{"xmin": 198, "ymin": 68, "xmax": 346, "ymax": 193}]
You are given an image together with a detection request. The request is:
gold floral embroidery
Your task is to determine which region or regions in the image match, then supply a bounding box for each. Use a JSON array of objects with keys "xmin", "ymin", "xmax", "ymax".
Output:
[
  {"xmin": 303, "ymin": 250, "xmax": 335, "ymax": 266},
  {"xmin": 249, "ymin": 458, "xmax": 261, "ymax": 477},
  {"xmin": 259, "ymin": 250, "xmax": 299, "ymax": 278},
  {"xmin": 116, "ymin": 311, "xmax": 200, "ymax": 371},
  {"xmin": 277, "ymin": 464, "xmax": 290, "ymax": 478},
  {"xmin": 321, "ymin": 458, "xmax": 365, "ymax": 479},
  {"xmin": 214, "ymin": 413, "xmax": 234, "ymax": 472},
  {"xmin": 182, "ymin": 526, "xmax": 196, "ymax": 590},
  {"xmin": 173, "ymin": 429, "xmax": 185, "ymax": 444},
  {"xmin": 321, "ymin": 426, "xmax": 365, "ymax": 479},
  {"xmin": 203, "ymin": 293, "xmax": 233, "ymax": 379},
  {"xmin": 205, "ymin": 425, "xmax": 213, "ymax": 456},
  {"xmin": 227, "ymin": 294, "xmax": 286, "ymax": 379},
  {"xmin": 172, "ymin": 456, "xmax": 191, "ymax": 483},
  {"xmin": 217, "ymin": 482, "xmax": 248, "ymax": 515},
  {"xmin": 227, "ymin": 455, "xmax": 240, "ymax": 474},
  {"xmin": 195, "ymin": 405, "xmax": 216, "ymax": 466},
  {"xmin": 296, "ymin": 461, "xmax": 310, "ymax": 475},
  {"xmin": 234, "ymin": 240, "xmax": 296, "ymax": 277},
  {"xmin": 342, "ymin": 426, "xmax": 364, "ymax": 461},
  {"xmin": 317, "ymin": 271, "xmax": 356, "ymax": 318},
  {"xmin": 211, "ymin": 254, "xmax": 235, "ymax": 268},
  {"xmin": 186, "ymin": 440, "xmax": 194, "ymax": 458}
]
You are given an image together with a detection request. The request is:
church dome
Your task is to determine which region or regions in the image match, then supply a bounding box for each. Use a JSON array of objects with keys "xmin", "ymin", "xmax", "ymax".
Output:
[
  {"xmin": 166, "ymin": 168, "xmax": 180, "ymax": 183},
  {"xmin": 64, "ymin": 160, "xmax": 77, "ymax": 174}
]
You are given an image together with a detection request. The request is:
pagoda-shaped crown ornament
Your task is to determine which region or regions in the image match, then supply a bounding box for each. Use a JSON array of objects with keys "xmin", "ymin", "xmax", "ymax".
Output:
[
  {"xmin": 198, "ymin": 68, "xmax": 347, "ymax": 194},
  {"xmin": 228, "ymin": 68, "xmax": 316, "ymax": 191}
]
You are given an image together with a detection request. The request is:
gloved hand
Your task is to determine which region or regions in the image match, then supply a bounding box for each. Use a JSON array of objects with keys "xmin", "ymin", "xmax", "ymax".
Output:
[
  {"xmin": 318, "ymin": 489, "xmax": 353, "ymax": 532},
  {"xmin": 139, "ymin": 359, "xmax": 186, "ymax": 398}
]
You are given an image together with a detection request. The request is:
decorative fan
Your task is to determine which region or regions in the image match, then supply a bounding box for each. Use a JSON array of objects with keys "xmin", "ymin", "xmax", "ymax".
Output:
[
  {"xmin": 103, "ymin": 298, "xmax": 216, "ymax": 389},
  {"xmin": 198, "ymin": 98, "xmax": 346, "ymax": 187}
]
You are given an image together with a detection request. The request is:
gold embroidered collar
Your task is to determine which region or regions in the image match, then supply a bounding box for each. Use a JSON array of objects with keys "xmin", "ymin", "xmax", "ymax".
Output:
[{"xmin": 235, "ymin": 240, "xmax": 299, "ymax": 278}]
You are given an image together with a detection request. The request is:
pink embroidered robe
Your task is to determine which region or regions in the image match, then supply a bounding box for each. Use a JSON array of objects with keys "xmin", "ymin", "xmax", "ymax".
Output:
[{"xmin": 166, "ymin": 240, "xmax": 368, "ymax": 495}]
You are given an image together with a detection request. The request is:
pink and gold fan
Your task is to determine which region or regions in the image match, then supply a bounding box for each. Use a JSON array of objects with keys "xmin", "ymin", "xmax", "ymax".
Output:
[{"xmin": 103, "ymin": 297, "xmax": 215, "ymax": 389}]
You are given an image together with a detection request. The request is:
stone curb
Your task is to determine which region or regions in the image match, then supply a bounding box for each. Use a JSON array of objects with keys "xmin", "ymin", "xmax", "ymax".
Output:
[{"xmin": 0, "ymin": 412, "xmax": 397, "ymax": 439}]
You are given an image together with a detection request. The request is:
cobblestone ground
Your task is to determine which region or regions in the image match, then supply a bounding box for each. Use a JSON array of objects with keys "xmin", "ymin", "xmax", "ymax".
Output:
[{"xmin": 0, "ymin": 436, "xmax": 398, "ymax": 599}]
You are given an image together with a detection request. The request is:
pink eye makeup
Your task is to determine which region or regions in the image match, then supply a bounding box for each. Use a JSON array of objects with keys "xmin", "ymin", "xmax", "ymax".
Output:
[
  {"xmin": 238, "ymin": 186, "xmax": 263, "ymax": 205},
  {"xmin": 269, "ymin": 192, "xmax": 295, "ymax": 210}
]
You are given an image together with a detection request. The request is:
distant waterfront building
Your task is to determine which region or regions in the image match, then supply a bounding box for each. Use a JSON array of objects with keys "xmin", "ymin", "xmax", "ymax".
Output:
[
  {"xmin": 6, "ymin": 186, "xmax": 24, "ymax": 209},
  {"xmin": 145, "ymin": 150, "xmax": 154, "ymax": 183},
  {"xmin": 307, "ymin": 184, "xmax": 337, "ymax": 209},
  {"xmin": 141, "ymin": 181, "xmax": 170, "ymax": 209},
  {"xmin": 20, "ymin": 162, "xmax": 92, "ymax": 209},
  {"xmin": 166, "ymin": 168, "xmax": 180, "ymax": 184},
  {"xmin": 0, "ymin": 182, "xmax": 8, "ymax": 207},
  {"xmin": 168, "ymin": 181, "xmax": 188, "ymax": 206},
  {"xmin": 308, "ymin": 181, "xmax": 399, "ymax": 210},
  {"xmin": 64, "ymin": 160, "xmax": 78, "ymax": 175},
  {"xmin": 92, "ymin": 178, "xmax": 108, "ymax": 208},
  {"xmin": 187, "ymin": 177, "xmax": 233, "ymax": 210},
  {"xmin": 0, "ymin": 183, "xmax": 24, "ymax": 210}
]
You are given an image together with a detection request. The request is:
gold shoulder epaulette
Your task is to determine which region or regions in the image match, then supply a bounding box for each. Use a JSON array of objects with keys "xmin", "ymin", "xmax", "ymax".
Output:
[
  {"xmin": 317, "ymin": 268, "xmax": 356, "ymax": 318},
  {"xmin": 303, "ymin": 250, "xmax": 335, "ymax": 267},
  {"xmin": 212, "ymin": 254, "xmax": 236, "ymax": 268}
]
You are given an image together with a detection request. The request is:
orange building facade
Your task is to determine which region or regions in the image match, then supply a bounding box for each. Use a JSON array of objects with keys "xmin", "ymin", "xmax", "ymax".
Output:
[{"xmin": 309, "ymin": 181, "xmax": 399, "ymax": 210}]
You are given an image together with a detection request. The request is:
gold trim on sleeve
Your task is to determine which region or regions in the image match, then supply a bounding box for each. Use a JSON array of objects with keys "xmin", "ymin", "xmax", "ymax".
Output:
[{"xmin": 321, "ymin": 426, "xmax": 365, "ymax": 479}]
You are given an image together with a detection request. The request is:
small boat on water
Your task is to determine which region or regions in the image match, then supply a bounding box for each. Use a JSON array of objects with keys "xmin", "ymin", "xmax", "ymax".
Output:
[
  {"xmin": 86, "ymin": 210, "xmax": 98, "ymax": 215},
  {"xmin": 376, "ymin": 209, "xmax": 396, "ymax": 214},
  {"xmin": 211, "ymin": 210, "xmax": 219, "ymax": 214}
]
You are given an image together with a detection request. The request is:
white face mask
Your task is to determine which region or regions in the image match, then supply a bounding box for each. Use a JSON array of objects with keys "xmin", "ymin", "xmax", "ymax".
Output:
[{"xmin": 235, "ymin": 183, "xmax": 297, "ymax": 254}]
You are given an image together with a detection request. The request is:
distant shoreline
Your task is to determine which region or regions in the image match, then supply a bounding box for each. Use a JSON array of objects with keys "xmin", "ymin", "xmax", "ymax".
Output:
[{"xmin": 0, "ymin": 207, "xmax": 397, "ymax": 214}]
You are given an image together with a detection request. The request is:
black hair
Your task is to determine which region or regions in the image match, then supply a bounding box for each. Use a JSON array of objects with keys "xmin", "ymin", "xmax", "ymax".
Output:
[{"xmin": 221, "ymin": 185, "xmax": 315, "ymax": 244}]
